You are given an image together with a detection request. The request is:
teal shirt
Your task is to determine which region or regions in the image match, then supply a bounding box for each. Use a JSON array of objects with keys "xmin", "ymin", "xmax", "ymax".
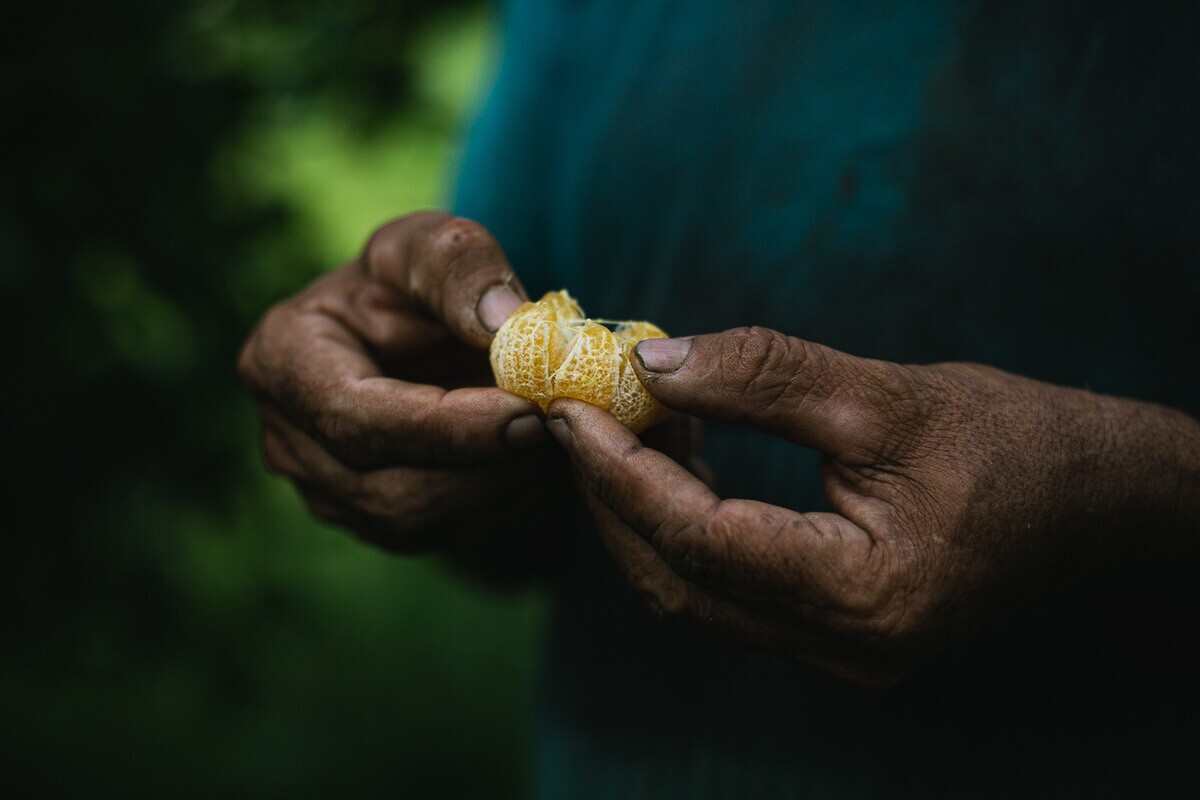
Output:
[{"xmin": 454, "ymin": 1, "xmax": 1200, "ymax": 796}]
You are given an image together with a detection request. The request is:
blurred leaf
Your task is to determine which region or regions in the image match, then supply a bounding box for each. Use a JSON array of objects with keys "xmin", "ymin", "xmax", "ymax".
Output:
[{"xmin": 2, "ymin": 2, "xmax": 541, "ymax": 797}]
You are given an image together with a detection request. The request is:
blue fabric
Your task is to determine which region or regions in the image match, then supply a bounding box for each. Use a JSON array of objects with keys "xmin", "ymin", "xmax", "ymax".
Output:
[{"xmin": 454, "ymin": 1, "xmax": 1200, "ymax": 796}]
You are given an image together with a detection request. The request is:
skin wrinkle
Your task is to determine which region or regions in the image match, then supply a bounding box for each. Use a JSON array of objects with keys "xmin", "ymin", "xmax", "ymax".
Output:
[
  {"xmin": 721, "ymin": 327, "xmax": 789, "ymax": 413},
  {"xmin": 705, "ymin": 504, "xmax": 851, "ymax": 619},
  {"xmin": 694, "ymin": 502, "xmax": 756, "ymax": 590},
  {"xmin": 576, "ymin": 433, "xmax": 632, "ymax": 511},
  {"xmin": 652, "ymin": 575, "xmax": 695, "ymax": 620},
  {"xmin": 649, "ymin": 506, "xmax": 711, "ymax": 582},
  {"xmin": 436, "ymin": 388, "xmax": 465, "ymax": 457},
  {"xmin": 859, "ymin": 371, "xmax": 930, "ymax": 466},
  {"xmin": 421, "ymin": 216, "xmax": 496, "ymax": 275},
  {"xmin": 801, "ymin": 353, "xmax": 845, "ymax": 418},
  {"xmin": 620, "ymin": 549, "xmax": 672, "ymax": 608},
  {"xmin": 606, "ymin": 492, "xmax": 831, "ymax": 658},
  {"xmin": 744, "ymin": 330, "xmax": 809, "ymax": 417},
  {"xmin": 240, "ymin": 212, "xmax": 581, "ymax": 585},
  {"xmin": 766, "ymin": 517, "xmax": 817, "ymax": 599},
  {"xmin": 240, "ymin": 207, "xmax": 1200, "ymax": 686},
  {"xmin": 366, "ymin": 214, "xmax": 523, "ymax": 348},
  {"xmin": 299, "ymin": 278, "xmax": 356, "ymax": 321},
  {"xmin": 312, "ymin": 388, "xmax": 351, "ymax": 454},
  {"xmin": 420, "ymin": 221, "xmax": 510, "ymax": 331},
  {"xmin": 608, "ymin": 326, "xmax": 1174, "ymax": 681},
  {"xmin": 820, "ymin": 461, "xmax": 904, "ymax": 547}
]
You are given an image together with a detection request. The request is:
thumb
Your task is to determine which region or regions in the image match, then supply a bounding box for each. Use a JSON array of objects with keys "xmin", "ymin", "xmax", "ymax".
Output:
[
  {"xmin": 362, "ymin": 211, "xmax": 529, "ymax": 349},
  {"xmin": 633, "ymin": 326, "xmax": 889, "ymax": 455}
]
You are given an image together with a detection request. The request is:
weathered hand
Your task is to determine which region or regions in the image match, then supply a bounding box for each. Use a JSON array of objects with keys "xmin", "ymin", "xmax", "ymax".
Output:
[
  {"xmin": 547, "ymin": 327, "xmax": 1200, "ymax": 685},
  {"xmin": 238, "ymin": 212, "xmax": 561, "ymax": 570}
]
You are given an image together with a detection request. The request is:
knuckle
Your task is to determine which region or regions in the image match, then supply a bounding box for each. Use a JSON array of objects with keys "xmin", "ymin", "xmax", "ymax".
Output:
[
  {"xmin": 633, "ymin": 573, "xmax": 693, "ymax": 621},
  {"xmin": 838, "ymin": 578, "xmax": 895, "ymax": 626},
  {"xmin": 260, "ymin": 433, "xmax": 288, "ymax": 475},
  {"xmin": 423, "ymin": 217, "xmax": 496, "ymax": 268},
  {"xmin": 322, "ymin": 464, "xmax": 381, "ymax": 521},
  {"xmin": 349, "ymin": 485, "xmax": 395, "ymax": 523},
  {"xmin": 391, "ymin": 391, "xmax": 456, "ymax": 462},
  {"xmin": 236, "ymin": 301, "xmax": 291, "ymax": 392},
  {"xmin": 419, "ymin": 218, "xmax": 502, "ymax": 299},
  {"xmin": 362, "ymin": 217, "xmax": 417, "ymax": 281},
  {"xmin": 311, "ymin": 388, "xmax": 368, "ymax": 454},
  {"xmin": 650, "ymin": 516, "xmax": 711, "ymax": 580},
  {"xmin": 361, "ymin": 215, "xmax": 508, "ymax": 320},
  {"xmin": 719, "ymin": 327, "xmax": 814, "ymax": 409},
  {"xmin": 834, "ymin": 549, "xmax": 926, "ymax": 648}
]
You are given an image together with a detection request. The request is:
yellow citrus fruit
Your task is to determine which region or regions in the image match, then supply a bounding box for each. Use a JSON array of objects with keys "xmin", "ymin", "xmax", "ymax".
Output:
[{"xmin": 489, "ymin": 290, "xmax": 672, "ymax": 433}]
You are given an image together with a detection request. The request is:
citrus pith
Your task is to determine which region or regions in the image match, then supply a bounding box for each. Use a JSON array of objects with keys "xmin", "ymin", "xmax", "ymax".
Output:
[{"xmin": 489, "ymin": 290, "xmax": 671, "ymax": 433}]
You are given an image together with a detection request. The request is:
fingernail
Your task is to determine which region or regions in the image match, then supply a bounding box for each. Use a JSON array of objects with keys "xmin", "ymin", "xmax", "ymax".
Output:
[
  {"xmin": 504, "ymin": 414, "xmax": 545, "ymax": 448},
  {"xmin": 635, "ymin": 338, "xmax": 692, "ymax": 373},
  {"xmin": 478, "ymin": 285, "xmax": 523, "ymax": 332},
  {"xmin": 546, "ymin": 416, "xmax": 573, "ymax": 447}
]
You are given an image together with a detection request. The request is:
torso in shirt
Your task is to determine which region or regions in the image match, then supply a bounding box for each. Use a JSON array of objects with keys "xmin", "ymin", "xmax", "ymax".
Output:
[{"xmin": 454, "ymin": 1, "xmax": 1200, "ymax": 796}]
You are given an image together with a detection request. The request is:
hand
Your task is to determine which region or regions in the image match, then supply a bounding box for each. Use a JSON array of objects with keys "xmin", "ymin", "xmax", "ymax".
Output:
[
  {"xmin": 546, "ymin": 327, "xmax": 1200, "ymax": 685},
  {"xmin": 237, "ymin": 212, "xmax": 562, "ymax": 575}
]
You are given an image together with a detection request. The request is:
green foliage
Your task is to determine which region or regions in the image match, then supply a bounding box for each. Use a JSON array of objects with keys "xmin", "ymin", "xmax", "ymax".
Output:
[{"xmin": 1, "ymin": 2, "xmax": 542, "ymax": 796}]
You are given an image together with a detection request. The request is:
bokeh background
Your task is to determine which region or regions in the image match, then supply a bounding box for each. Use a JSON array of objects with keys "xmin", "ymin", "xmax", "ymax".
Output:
[{"xmin": 2, "ymin": 1, "xmax": 545, "ymax": 796}]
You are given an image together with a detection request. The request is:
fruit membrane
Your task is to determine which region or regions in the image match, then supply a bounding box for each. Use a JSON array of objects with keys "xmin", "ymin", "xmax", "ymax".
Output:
[{"xmin": 489, "ymin": 290, "xmax": 671, "ymax": 433}]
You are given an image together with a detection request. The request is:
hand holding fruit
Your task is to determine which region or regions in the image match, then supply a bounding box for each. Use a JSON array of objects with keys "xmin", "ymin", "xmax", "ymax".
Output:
[
  {"xmin": 546, "ymin": 327, "xmax": 1200, "ymax": 685},
  {"xmin": 237, "ymin": 212, "xmax": 566, "ymax": 571}
]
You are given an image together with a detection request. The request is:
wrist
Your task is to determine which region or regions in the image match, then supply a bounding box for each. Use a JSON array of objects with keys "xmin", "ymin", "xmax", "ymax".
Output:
[{"xmin": 1071, "ymin": 392, "xmax": 1200, "ymax": 560}]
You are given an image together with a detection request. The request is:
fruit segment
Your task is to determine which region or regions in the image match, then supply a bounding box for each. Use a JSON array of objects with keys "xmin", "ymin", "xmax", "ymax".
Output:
[{"xmin": 489, "ymin": 290, "xmax": 671, "ymax": 433}]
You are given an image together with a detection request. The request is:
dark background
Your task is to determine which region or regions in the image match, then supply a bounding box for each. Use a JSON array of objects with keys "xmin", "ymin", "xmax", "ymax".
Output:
[{"xmin": 1, "ymin": 1, "xmax": 544, "ymax": 796}]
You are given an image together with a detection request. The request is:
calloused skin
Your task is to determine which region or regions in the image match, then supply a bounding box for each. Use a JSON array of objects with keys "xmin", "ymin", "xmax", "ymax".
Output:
[{"xmin": 240, "ymin": 211, "xmax": 1200, "ymax": 682}]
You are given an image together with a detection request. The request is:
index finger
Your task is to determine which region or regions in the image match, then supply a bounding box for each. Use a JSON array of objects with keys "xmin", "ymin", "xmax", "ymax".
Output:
[
  {"xmin": 363, "ymin": 212, "xmax": 530, "ymax": 349},
  {"xmin": 546, "ymin": 399, "xmax": 877, "ymax": 610}
]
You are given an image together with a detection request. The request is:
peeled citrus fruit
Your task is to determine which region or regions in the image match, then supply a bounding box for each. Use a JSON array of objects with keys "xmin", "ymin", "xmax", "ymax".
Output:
[{"xmin": 489, "ymin": 290, "xmax": 671, "ymax": 433}]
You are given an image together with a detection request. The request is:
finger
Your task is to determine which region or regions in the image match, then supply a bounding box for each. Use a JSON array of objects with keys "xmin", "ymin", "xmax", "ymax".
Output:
[
  {"xmin": 261, "ymin": 424, "xmax": 304, "ymax": 479},
  {"xmin": 263, "ymin": 407, "xmax": 514, "ymax": 551},
  {"xmin": 261, "ymin": 416, "xmax": 356, "ymax": 526},
  {"xmin": 263, "ymin": 403, "xmax": 486, "ymax": 510},
  {"xmin": 547, "ymin": 399, "xmax": 877, "ymax": 611},
  {"xmin": 362, "ymin": 212, "xmax": 530, "ymax": 348},
  {"xmin": 580, "ymin": 484, "xmax": 880, "ymax": 681},
  {"xmin": 296, "ymin": 484, "xmax": 354, "ymax": 527},
  {"xmin": 632, "ymin": 327, "xmax": 909, "ymax": 457},
  {"xmin": 580, "ymin": 484, "xmax": 807, "ymax": 648},
  {"xmin": 292, "ymin": 477, "xmax": 428, "ymax": 554},
  {"xmin": 243, "ymin": 299, "xmax": 544, "ymax": 467}
]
